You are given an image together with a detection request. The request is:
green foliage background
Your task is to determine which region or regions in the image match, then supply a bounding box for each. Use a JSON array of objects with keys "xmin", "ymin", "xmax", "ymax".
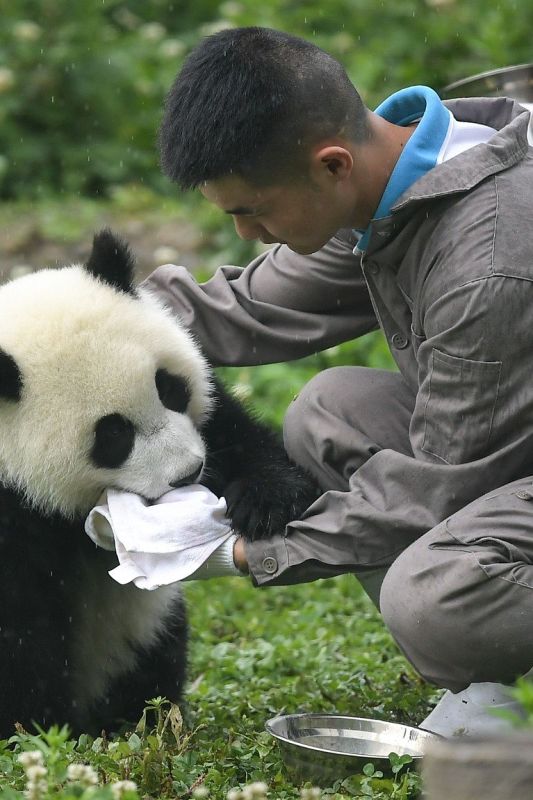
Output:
[{"xmin": 1, "ymin": 0, "xmax": 533, "ymax": 200}]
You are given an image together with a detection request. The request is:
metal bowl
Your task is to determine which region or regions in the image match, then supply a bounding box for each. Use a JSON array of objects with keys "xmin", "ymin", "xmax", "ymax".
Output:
[
  {"xmin": 441, "ymin": 63, "xmax": 533, "ymax": 103},
  {"xmin": 265, "ymin": 713, "xmax": 438, "ymax": 785},
  {"xmin": 441, "ymin": 64, "xmax": 533, "ymax": 145}
]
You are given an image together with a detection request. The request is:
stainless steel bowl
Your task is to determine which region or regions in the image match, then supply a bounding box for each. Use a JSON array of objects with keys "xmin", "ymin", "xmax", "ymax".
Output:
[
  {"xmin": 265, "ymin": 713, "xmax": 438, "ymax": 785},
  {"xmin": 441, "ymin": 64, "xmax": 533, "ymax": 144},
  {"xmin": 442, "ymin": 63, "xmax": 533, "ymax": 103}
]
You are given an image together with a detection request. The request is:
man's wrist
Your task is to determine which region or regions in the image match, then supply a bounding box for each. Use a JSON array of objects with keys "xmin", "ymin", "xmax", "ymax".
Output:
[{"xmin": 233, "ymin": 537, "xmax": 249, "ymax": 574}]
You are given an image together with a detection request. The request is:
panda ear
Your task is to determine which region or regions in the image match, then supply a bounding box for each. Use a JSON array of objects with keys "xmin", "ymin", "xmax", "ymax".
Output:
[
  {"xmin": 0, "ymin": 350, "xmax": 22, "ymax": 401},
  {"xmin": 85, "ymin": 229, "xmax": 136, "ymax": 295}
]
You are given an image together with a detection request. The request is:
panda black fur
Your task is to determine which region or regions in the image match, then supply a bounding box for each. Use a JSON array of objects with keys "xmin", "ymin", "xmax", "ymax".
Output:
[{"xmin": 0, "ymin": 230, "xmax": 318, "ymax": 736}]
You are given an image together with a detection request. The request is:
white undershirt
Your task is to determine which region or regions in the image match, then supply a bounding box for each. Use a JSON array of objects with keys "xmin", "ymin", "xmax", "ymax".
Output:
[{"xmin": 437, "ymin": 112, "xmax": 497, "ymax": 164}]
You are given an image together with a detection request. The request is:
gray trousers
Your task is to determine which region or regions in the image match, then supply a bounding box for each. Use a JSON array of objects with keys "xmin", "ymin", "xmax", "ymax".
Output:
[{"xmin": 283, "ymin": 366, "xmax": 533, "ymax": 693}]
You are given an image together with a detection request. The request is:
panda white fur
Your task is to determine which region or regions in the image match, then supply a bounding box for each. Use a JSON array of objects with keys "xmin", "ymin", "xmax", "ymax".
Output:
[{"xmin": 0, "ymin": 230, "xmax": 317, "ymax": 736}]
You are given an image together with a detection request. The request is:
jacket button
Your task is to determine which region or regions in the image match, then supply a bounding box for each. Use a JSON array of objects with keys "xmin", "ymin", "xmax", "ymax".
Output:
[
  {"xmin": 391, "ymin": 333, "xmax": 409, "ymax": 349},
  {"xmin": 262, "ymin": 556, "xmax": 278, "ymax": 574},
  {"xmin": 366, "ymin": 261, "xmax": 380, "ymax": 275}
]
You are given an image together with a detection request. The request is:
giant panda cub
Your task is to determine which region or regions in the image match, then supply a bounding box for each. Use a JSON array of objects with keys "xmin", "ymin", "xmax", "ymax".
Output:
[{"xmin": 0, "ymin": 230, "xmax": 317, "ymax": 737}]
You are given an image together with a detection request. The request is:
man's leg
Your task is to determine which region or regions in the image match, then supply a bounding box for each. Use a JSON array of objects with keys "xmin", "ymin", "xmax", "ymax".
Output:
[
  {"xmin": 284, "ymin": 366, "xmax": 532, "ymax": 734},
  {"xmin": 283, "ymin": 365, "xmax": 414, "ymax": 605},
  {"xmin": 380, "ymin": 477, "xmax": 533, "ymax": 734},
  {"xmin": 284, "ymin": 366, "xmax": 415, "ymax": 492}
]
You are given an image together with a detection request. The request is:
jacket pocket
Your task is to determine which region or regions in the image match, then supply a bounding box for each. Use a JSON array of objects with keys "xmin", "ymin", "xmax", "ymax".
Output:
[{"xmin": 422, "ymin": 348, "xmax": 501, "ymax": 464}]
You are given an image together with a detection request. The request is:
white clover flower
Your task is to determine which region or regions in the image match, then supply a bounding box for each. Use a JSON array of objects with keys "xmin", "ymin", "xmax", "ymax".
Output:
[
  {"xmin": 66, "ymin": 763, "xmax": 98, "ymax": 786},
  {"xmin": 18, "ymin": 751, "xmax": 44, "ymax": 770},
  {"xmin": 13, "ymin": 21, "xmax": 42, "ymax": 41},
  {"xmin": 242, "ymin": 784, "xmax": 268, "ymax": 800},
  {"xmin": 300, "ymin": 788, "xmax": 322, "ymax": 800},
  {"xmin": 25, "ymin": 766, "xmax": 47, "ymax": 782},
  {"xmin": 66, "ymin": 764, "xmax": 84, "ymax": 781},
  {"xmin": 251, "ymin": 782, "xmax": 268, "ymax": 797},
  {"xmin": 192, "ymin": 787, "xmax": 209, "ymax": 799},
  {"xmin": 227, "ymin": 789, "xmax": 243, "ymax": 800},
  {"xmin": 111, "ymin": 780, "xmax": 138, "ymax": 799},
  {"xmin": 24, "ymin": 779, "xmax": 47, "ymax": 800},
  {"xmin": 0, "ymin": 67, "xmax": 15, "ymax": 93}
]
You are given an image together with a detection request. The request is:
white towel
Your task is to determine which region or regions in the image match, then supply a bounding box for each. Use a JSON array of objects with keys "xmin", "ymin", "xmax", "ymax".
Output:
[{"xmin": 85, "ymin": 484, "xmax": 240, "ymax": 590}]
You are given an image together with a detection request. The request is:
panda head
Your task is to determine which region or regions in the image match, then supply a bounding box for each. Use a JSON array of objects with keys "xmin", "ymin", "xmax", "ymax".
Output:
[{"xmin": 0, "ymin": 230, "xmax": 213, "ymax": 518}]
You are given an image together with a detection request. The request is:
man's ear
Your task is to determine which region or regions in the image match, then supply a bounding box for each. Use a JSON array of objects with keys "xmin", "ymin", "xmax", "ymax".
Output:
[{"xmin": 310, "ymin": 145, "xmax": 354, "ymax": 183}]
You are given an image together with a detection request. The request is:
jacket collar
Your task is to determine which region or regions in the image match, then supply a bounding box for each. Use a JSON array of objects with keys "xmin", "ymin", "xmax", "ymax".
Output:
[
  {"xmin": 391, "ymin": 96, "xmax": 530, "ymax": 211},
  {"xmin": 357, "ymin": 86, "xmax": 452, "ymax": 252}
]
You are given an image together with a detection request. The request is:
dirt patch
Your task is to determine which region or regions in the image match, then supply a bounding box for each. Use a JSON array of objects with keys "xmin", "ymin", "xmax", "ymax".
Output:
[{"xmin": 0, "ymin": 212, "xmax": 206, "ymax": 284}]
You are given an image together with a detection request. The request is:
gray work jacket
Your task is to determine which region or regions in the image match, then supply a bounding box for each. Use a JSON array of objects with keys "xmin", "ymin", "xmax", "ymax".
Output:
[{"xmin": 144, "ymin": 96, "xmax": 533, "ymax": 586}]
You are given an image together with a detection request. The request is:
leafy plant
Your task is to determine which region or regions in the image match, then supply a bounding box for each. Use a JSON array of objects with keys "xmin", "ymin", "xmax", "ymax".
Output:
[{"xmin": 2, "ymin": 0, "xmax": 533, "ymax": 199}]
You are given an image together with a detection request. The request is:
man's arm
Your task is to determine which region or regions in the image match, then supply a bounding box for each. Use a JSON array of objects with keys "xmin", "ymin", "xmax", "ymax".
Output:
[
  {"xmin": 242, "ymin": 274, "xmax": 533, "ymax": 585},
  {"xmin": 142, "ymin": 229, "xmax": 378, "ymax": 366}
]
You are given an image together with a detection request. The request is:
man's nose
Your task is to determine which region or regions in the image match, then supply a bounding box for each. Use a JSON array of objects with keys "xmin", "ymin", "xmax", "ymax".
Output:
[{"xmin": 233, "ymin": 216, "xmax": 264, "ymax": 241}]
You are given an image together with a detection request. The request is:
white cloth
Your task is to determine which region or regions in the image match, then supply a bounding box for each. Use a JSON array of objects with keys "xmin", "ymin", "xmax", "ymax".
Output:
[{"xmin": 85, "ymin": 484, "xmax": 238, "ymax": 590}]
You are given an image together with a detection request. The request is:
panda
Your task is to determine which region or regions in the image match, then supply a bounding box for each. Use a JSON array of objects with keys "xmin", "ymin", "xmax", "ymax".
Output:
[{"xmin": 0, "ymin": 229, "xmax": 317, "ymax": 737}]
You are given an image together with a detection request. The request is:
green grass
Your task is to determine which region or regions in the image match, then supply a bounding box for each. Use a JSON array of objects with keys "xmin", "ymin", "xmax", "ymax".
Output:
[
  {"xmin": 181, "ymin": 576, "xmax": 439, "ymax": 795},
  {"xmin": 0, "ymin": 576, "xmax": 441, "ymax": 799}
]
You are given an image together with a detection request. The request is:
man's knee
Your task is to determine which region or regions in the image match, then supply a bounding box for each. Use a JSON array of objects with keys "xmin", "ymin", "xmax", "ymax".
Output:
[
  {"xmin": 283, "ymin": 367, "xmax": 346, "ymax": 469},
  {"xmin": 380, "ymin": 545, "xmax": 488, "ymax": 690},
  {"xmin": 284, "ymin": 365, "xmax": 413, "ymax": 475}
]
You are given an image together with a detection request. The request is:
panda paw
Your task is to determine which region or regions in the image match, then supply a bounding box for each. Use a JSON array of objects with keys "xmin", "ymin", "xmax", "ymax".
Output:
[{"xmin": 223, "ymin": 467, "xmax": 320, "ymax": 541}]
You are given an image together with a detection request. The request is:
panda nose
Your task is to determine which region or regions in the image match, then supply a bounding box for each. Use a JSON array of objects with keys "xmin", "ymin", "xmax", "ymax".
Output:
[{"xmin": 169, "ymin": 464, "xmax": 203, "ymax": 488}]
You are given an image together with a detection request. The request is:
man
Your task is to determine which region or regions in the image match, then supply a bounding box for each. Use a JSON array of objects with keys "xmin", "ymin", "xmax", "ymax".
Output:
[{"xmin": 145, "ymin": 26, "xmax": 533, "ymax": 735}]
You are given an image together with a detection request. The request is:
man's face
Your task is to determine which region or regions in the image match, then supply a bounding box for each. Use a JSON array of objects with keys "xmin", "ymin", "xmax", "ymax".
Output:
[{"xmin": 199, "ymin": 173, "xmax": 355, "ymax": 255}]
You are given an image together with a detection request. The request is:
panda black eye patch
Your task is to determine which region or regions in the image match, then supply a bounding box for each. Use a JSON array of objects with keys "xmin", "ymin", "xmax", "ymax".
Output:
[
  {"xmin": 91, "ymin": 413, "xmax": 135, "ymax": 469},
  {"xmin": 155, "ymin": 368, "xmax": 191, "ymax": 413}
]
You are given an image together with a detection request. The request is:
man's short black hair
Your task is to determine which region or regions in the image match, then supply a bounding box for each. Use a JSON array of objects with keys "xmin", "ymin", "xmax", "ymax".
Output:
[{"xmin": 159, "ymin": 27, "xmax": 369, "ymax": 190}]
